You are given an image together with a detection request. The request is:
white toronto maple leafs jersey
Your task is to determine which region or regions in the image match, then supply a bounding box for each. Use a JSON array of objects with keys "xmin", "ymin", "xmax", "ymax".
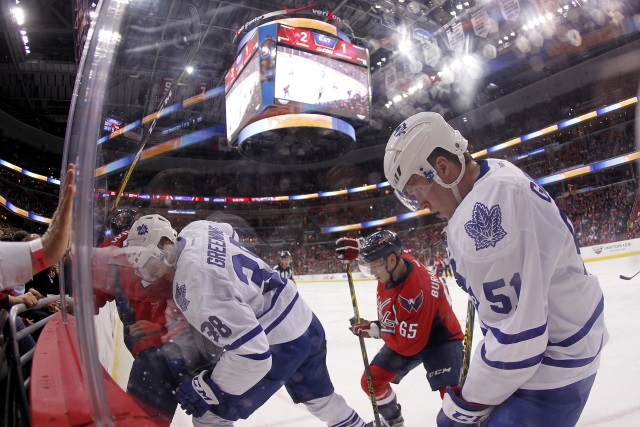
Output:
[
  {"xmin": 172, "ymin": 221, "xmax": 312, "ymax": 395},
  {"xmin": 446, "ymin": 159, "xmax": 608, "ymax": 406}
]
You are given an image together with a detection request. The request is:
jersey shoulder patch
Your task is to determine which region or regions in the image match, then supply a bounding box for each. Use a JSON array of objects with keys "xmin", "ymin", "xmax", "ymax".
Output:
[{"xmin": 398, "ymin": 290, "xmax": 424, "ymax": 313}]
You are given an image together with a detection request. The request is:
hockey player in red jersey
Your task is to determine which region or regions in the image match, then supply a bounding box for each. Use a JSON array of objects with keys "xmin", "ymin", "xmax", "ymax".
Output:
[
  {"xmin": 336, "ymin": 231, "xmax": 464, "ymax": 427},
  {"xmin": 94, "ymin": 210, "xmax": 174, "ymax": 360},
  {"xmin": 433, "ymin": 253, "xmax": 446, "ymax": 283}
]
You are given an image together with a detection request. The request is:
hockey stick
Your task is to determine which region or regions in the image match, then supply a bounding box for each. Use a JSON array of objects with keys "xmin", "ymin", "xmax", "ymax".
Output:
[
  {"xmin": 459, "ymin": 296, "xmax": 476, "ymax": 386},
  {"xmin": 620, "ymin": 270, "xmax": 640, "ymax": 280},
  {"xmin": 345, "ymin": 262, "xmax": 383, "ymax": 427}
]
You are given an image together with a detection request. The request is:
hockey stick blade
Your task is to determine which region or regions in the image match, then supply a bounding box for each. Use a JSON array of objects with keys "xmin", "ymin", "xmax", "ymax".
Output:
[{"xmin": 620, "ymin": 272, "xmax": 640, "ymax": 280}]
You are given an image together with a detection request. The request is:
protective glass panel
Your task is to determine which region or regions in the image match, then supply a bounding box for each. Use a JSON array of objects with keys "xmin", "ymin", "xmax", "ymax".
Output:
[{"xmin": 41, "ymin": 0, "xmax": 640, "ymax": 425}]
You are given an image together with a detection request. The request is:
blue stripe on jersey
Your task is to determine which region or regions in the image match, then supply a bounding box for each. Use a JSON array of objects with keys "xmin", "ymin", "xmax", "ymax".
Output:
[
  {"xmin": 264, "ymin": 292, "xmax": 300, "ymax": 335},
  {"xmin": 476, "ymin": 160, "xmax": 490, "ymax": 180},
  {"xmin": 548, "ymin": 296, "xmax": 604, "ymax": 347},
  {"xmin": 239, "ymin": 349, "xmax": 272, "ymax": 360},
  {"xmin": 224, "ymin": 324, "xmax": 264, "ymax": 351},
  {"xmin": 257, "ymin": 281, "xmax": 287, "ymax": 320},
  {"xmin": 486, "ymin": 322, "xmax": 547, "ymax": 344},
  {"xmin": 480, "ymin": 344, "xmax": 545, "ymax": 370},
  {"xmin": 542, "ymin": 334, "xmax": 605, "ymax": 368},
  {"xmin": 332, "ymin": 411, "xmax": 363, "ymax": 427}
]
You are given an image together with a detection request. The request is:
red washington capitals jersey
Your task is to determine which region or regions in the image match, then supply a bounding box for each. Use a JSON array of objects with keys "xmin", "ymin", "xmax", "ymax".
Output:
[
  {"xmin": 376, "ymin": 253, "xmax": 463, "ymax": 357},
  {"xmin": 94, "ymin": 231, "xmax": 173, "ymax": 357}
]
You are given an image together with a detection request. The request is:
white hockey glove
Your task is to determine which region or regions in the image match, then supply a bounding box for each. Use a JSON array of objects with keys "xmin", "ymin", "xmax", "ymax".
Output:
[
  {"xmin": 437, "ymin": 386, "xmax": 492, "ymax": 426},
  {"xmin": 349, "ymin": 317, "xmax": 381, "ymax": 339},
  {"xmin": 176, "ymin": 370, "xmax": 224, "ymax": 418}
]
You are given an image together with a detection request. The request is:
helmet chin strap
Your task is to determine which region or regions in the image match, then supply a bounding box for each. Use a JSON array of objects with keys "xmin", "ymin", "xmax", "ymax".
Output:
[
  {"xmin": 451, "ymin": 184, "xmax": 463, "ymax": 204},
  {"xmin": 384, "ymin": 254, "xmax": 401, "ymax": 283},
  {"xmin": 432, "ymin": 153, "xmax": 466, "ymax": 205}
]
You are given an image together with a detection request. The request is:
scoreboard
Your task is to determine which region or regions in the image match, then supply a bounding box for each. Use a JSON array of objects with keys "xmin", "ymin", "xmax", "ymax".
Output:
[
  {"xmin": 224, "ymin": 21, "xmax": 371, "ymax": 149},
  {"xmin": 276, "ymin": 24, "xmax": 369, "ymax": 67}
]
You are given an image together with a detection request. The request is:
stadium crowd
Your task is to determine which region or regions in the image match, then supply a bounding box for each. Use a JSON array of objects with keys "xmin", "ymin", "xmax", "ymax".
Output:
[{"xmin": 0, "ymin": 71, "xmax": 638, "ymax": 278}]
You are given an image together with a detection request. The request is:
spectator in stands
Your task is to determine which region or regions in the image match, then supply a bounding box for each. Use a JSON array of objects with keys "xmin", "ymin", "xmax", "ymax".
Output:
[
  {"xmin": 0, "ymin": 163, "xmax": 75, "ymax": 291},
  {"xmin": 15, "ymin": 233, "xmax": 66, "ymax": 338},
  {"xmin": 0, "ymin": 289, "xmax": 37, "ymax": 354}
]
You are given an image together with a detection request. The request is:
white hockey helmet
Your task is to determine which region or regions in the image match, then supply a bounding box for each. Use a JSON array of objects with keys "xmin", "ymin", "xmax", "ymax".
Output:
[
  {"xmin": 124, "ymin": 214, "xmax": 177, "ymax": 270},
  {"xmin": 384, "ymin": 112, "xmax": 468, "ymax": 210}
]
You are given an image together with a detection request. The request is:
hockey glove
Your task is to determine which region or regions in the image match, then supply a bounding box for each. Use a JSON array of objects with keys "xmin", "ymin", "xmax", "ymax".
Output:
[
  {"xmin": 176, "ymin": 370, "xmax": 224, "ymax": 418},
  {"xmin": 349, "ymin": 317, "xmax": 381, "ymax": 339},
  {"xmin": 336, "ymin": 237, "xmax": 360, "ymax": 261},
  {"xmin": 437, "ymin": 386, "xmax": 492, "ymax": 426}
]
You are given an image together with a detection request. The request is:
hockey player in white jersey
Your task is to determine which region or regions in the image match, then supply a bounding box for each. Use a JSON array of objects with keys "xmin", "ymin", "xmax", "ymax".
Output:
[
  {"xmin": 384, "ymin": 112, "xmax": 608, "ymax": 427},
  {"xmin": 125, "ymin": 218, "xmax": 367, "ymax": 427}
]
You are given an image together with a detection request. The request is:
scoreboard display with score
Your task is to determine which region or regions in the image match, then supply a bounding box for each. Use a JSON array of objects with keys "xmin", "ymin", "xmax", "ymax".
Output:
[
  {"xmin": 276, "ymin": 24, "xmax": 369, "ymax": 67},
  {"xmin": 224, "ymin": 22, "xmax": 371, "ymax": 144}
]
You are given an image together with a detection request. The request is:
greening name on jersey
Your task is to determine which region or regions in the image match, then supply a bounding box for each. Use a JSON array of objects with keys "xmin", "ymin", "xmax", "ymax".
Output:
[{"xmin": 173, "ymin": 220, "xmax": 313, "ymax": 396}]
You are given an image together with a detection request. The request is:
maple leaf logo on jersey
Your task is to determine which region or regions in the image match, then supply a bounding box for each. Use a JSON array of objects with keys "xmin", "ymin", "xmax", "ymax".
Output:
[
  {"xmin": 137, "ymin": 224, "xmax": 148, "ymax": 235},
  {"xmin": 398, "ymin": 290, "xmax": 424, "ymax": 313},
  {"xmin": 175, "ymin": 283, "xmax": 190, "ymax": 312},
  {"xmin": 464, "ymin": 202, "xmax": 507, "ymax": 251}
]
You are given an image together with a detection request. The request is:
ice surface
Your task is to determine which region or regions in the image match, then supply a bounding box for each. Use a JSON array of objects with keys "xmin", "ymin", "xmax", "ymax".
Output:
[{"xmin": 165, "ymin": 255, "xmax": 640, "ymax": 426}]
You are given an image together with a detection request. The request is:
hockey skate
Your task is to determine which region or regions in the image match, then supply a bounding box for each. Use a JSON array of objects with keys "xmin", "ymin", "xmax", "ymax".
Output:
[{"xmin": 365, "ymin": 408, "xmax": 404, "ymax": 427}]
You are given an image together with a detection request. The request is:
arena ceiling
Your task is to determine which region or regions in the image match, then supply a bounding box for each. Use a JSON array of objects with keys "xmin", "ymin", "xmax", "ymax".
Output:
[{"xmin": 0, "ymin": 0, "xmax": 638, "ymax": 153}]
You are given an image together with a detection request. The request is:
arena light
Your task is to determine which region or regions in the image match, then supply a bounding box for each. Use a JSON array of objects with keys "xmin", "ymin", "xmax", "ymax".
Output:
[
  {"xmin": 399, "ymin": 37, "xmax": 413, "ymax": 53},
  {"xmin": 11, "ymin": 8, "xmax": 24, "ymax": 25}
]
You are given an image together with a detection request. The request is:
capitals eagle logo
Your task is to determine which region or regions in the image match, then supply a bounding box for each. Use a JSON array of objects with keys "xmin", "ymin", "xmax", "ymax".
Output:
[{"xmin": 398, "ymin": 290, "xmax": 424, "ymax": 313}]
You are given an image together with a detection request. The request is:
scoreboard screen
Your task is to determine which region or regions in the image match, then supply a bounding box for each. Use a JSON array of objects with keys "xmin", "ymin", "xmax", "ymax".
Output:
[
  {"xmin": 225, "ymin": 51, "xmax": 261, "ymax": 142},
  {"xmin": 224, "ymin": 22, "xmax": 370, "ymax": 143},
  {"xmin": 103, "ymin": 117, "xmax": 123, "ymax": 133},
  {"xmin": 273, "ymin": 45, "xmax": 370, "ymax": 121},
  {"xmin": 276, "ymin": 24, "xmax": 369, "ymax": 67},
  {"xmin": 225, "ymin": 30, "xmax": 260, "ymax": 91}
]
